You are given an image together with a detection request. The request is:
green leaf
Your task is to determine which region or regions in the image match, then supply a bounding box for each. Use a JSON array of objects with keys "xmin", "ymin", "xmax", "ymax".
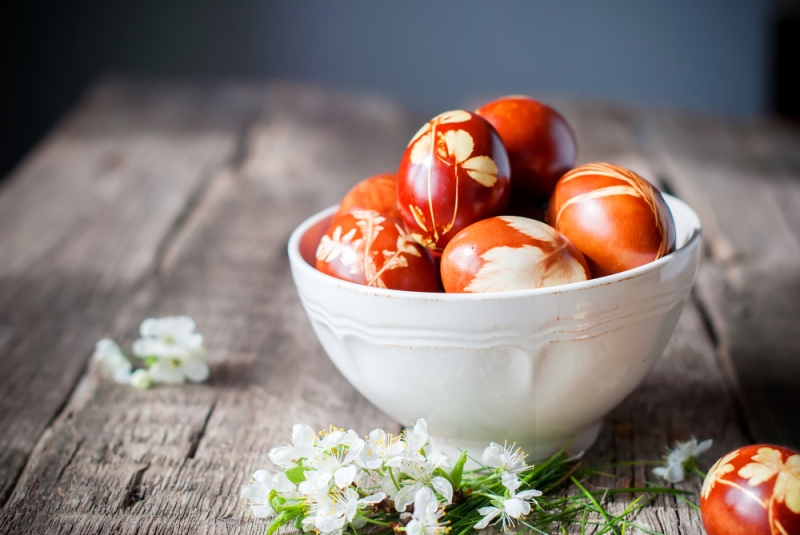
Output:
[
  {"xmin": 284, "ymin": 466, "xmax": 308, "ymax": 485},
  {"xmin": 294, "ymin": 515, "xmax": 304, "ymax": 530},
  {"xmin": 451, "ymin": 451, "xmax": 468, "ymax": 490}
]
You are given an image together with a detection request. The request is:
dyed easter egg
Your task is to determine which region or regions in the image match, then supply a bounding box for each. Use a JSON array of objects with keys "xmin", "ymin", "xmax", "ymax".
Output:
[
  {"xmin": 315, "ymin": 210, "xmax": 440, "ymax": 292},
  {"xmin": 440, "ymin": 216, "xmax": 590, "ymax": 293},
  {"xmin": 335, "ymin": 173, "xmax": 401, "ymax": 220},
  {"xmin": 700, "ymin": 444, "xmax": 800, "ymax": 535},
  {"xmin": 547, "ymin": 162, "xmax": 676, "ymax": 278},
  {"xmin": 476, "ymin": 95, "xmax": 577, "ymax": 203},
  {"xmin": 397, "ymin": 110, "xmax": 511, "ymax": 253}
]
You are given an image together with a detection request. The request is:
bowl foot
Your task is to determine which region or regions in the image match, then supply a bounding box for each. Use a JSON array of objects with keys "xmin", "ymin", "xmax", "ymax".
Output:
[{"xmin": 431, "ymin": 420, "xmax": 602, "ymax": 467}]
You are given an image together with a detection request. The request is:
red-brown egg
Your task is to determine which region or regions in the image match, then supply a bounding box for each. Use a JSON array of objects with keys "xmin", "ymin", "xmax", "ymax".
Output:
[
  {"xmin": 476, "ymin": 95, "xmax": 577, "ymax": 203},
  {"xmin": 315, "ymin": 210, "xmax": 441, "ymax": 292},
  {"xmin": 335, "ymin": 173, "xmax": 401, "ymax": 220},
  {"xmin": 397, "ymin": 110, "xmax": 511, "ymax": 253},
  {"xmin": 700, "ymin": 444, "xmax": 800, "ymax": 535},
  {"xmin": 440, "ymin": 216, "xmax": 590, "ymax": 293},
  {"xmin": 547, "ymin": 162, "xmax": 676, "ymax": 278}
]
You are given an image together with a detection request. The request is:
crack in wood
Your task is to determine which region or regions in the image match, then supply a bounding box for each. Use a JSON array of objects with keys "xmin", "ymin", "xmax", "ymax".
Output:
[
  {"xmin": 0, "ymin": 342, "xmax": 93, "ymax": 509},
  {"xmin": 121, "ymin": 464, "xmax": 150, "ymax": 509},
  {"xmin": 55, "ymin": 438, "xmax": 84, "ymax": 485},
  {"xmin": 187, "ymin": 402, "xmax": 216, "ymax": 460}
]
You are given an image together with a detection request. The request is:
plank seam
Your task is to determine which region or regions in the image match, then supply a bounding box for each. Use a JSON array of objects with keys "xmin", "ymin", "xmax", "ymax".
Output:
[
  {"xmin": 0, "ymin": 347, "xmax": 93, "ymax": 509},
  {"xmin": 151, "ymin": 114, "xmax": 255, "ymax": 279}
]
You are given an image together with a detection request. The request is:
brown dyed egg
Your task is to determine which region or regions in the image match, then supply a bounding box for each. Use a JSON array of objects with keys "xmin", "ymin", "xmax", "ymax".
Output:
[
  {"xmin": 476, "ymin": 95, "xmax": 577, "ymax": 203},
  {"xmin": 547, "ymin": 162, "xmax": 676, "ymax": 278},
  {"xmin": 335, "ymin": 173, "xmax": 401, "ymax": 220},
  {"xmin": 701, "ymin": 444, "xmax": 800, "ymax": 535},
  {"xmin": 440, "ymin": 216, "xmax": 590, "ymax": 293},
  {"xmin": 397, "ymin": 110, "xmax": 511, "ymax": 253},
  {"xmin": 316, "ymin": 209, "xmax": 440, "ymax": 292}
]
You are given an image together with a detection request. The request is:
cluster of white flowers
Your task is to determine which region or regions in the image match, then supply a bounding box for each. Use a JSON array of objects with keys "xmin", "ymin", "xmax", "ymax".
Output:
[
  {"xmin": 92, "ymin": 316, "xmax": 209, "ymax": 390},
  {"xmin": 652, "ymin": 437, "xmax": 713, "ymax": 483},
  {"xmin": 241, "ymin": 420, "xmax": 543, "ymax": 534}
]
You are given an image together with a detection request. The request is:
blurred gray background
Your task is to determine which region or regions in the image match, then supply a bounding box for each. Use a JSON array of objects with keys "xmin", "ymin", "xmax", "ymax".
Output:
[{"xmin": 2, "ymin": 0, "xmax": 797, "ymax": 180}]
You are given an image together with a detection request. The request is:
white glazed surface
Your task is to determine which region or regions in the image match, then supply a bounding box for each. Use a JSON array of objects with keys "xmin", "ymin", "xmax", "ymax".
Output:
[{"xmin": 289, "ymin": 195, "xmax": 702, "ymax": 460}]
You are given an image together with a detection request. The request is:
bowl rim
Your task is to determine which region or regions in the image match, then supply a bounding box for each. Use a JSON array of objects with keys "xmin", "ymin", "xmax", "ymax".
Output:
[{"xmin": 288, "ymin": 194, "xmax": 702, "ymax": 301}]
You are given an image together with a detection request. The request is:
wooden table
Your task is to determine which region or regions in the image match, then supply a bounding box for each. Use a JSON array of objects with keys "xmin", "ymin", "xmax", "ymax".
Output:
[{"xmin": 0, "ymin": 79, "xmax": 798, "ymax": 534}]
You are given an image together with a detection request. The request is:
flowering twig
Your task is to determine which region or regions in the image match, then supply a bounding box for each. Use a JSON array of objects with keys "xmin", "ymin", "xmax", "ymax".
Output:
[
  {"xmin": 241, "ymin": 420, "xmax": 712, "ymax": 535},
  {"xmin": 92, "ymin": 315, "xmax": 210, "ymax": 389}
]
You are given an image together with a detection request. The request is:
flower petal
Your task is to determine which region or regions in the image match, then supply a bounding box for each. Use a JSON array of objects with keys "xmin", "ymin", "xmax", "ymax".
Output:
[
  {"xmin": 359, "ymin": 492, "xmax": 386, "ymax": 504},
  {"xmin": 335, "ymin": 465, "xmax": 357, "ymax": 488},
  {"xmin": 431, "ymin": 476, "xmax": 453, "ymax": 504},
  {"xmin": 474, "ymin": 507, "xmax": 501, "ymax": 529},
  {"xmin": 501, "ymin": 471, "xmax": 521, "ymax": 491},
  {"xmin": 148, "ymin": 361, "xmax": 186, "ymax": 384},
  {"xmin": 514, "ymin": 489, "xmax": 542, "ymax": 500},
  {"xmin": 482, "ymin": 443, "xmax": 504, "ymax": 468},
  {"xmin": 694, "ymin": 439, "xmax": 713, "ymax": 456},
  {"xmin": 394, "ymin": 483, "xmax": 419, "ymax": 512},
  {"xmin": 182, "ymin": 358, "xmax": 209, "ymax": 383},
  {"xmin": 503, "ymin": 497, "xmax": 531, "ymax": 519},
  {"xmin": 406, "ymin": 519, "xmax": 423, "ymax": 535}
]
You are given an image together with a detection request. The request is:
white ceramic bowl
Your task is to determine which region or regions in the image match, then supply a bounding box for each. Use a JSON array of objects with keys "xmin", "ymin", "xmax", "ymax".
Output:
[{"xmin": 288, "ymin": 195, "xmax": 701, "ymax": 460}]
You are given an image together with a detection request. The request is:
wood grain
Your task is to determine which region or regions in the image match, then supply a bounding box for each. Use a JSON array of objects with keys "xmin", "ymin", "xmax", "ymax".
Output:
[
  {"xmin": 0, "ymin": 78, "xmax": 264, "ymax": 505},
  {"xmin": 1, "ymin": 81, "xmax": 795, "ymax": 533},
  {"xmin": 643, "ymin": 112, "xmax": 800, "ymax": 448}
]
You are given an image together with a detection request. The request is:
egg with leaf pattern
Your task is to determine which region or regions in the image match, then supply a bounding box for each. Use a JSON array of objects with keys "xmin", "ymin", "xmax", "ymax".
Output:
[
  {"xmin": 700, "ymin": 444, "xmax": 800, "ymax": 535},
  {"xmin": 397, "ymin": 110, "xmax": 511, "ymax": 253},
  {"xmin": 335, "ymin": 173, "xmax": 401, "ymax": 221},
  {"xmin": 440, "ymin": 216, "xmax": 590, "ymax": 293},
  {"xmin": 315, "ymin": 210, "xmax": 440, "ymax": 292},
  {"xmin": 547, "ymin": 162, "xmax": 676, "ymax": 278}
]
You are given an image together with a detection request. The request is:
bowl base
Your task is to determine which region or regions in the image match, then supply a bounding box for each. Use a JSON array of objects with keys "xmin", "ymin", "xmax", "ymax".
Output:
[{"xmin": 431, "ymin": 420, "xmax": 602, "ymax": 467}]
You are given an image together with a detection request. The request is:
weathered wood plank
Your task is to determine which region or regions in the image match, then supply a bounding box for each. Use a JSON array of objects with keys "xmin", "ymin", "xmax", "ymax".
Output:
[
  {"xmin": 0, "ymin": 82, "xmax": 421, "ymax": 533},
  {"xmin": 0, "ymin": 78, "xmax": 265, "ymax": 505},
  {"xmin": 643, "ymin": 112, "xmax": 800, "ymax": 448}
]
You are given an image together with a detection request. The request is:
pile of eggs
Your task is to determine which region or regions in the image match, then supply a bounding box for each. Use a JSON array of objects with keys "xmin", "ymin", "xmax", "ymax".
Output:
[{"xmin": 316, "ymin": 96, "xmax": 676, "ymax": 293}]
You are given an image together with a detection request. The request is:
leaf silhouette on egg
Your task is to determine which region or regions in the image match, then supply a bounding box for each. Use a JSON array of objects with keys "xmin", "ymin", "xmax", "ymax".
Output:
[{"xmin": 465, "ymin": 217, "xmax": 586, "ymax": 292}]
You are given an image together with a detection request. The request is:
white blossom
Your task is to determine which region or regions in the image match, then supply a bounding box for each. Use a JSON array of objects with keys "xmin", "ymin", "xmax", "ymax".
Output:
[
  {"xmin": 406, "ymin": 487, "xmax": 448, "ymax": 535},
  {"xmin": 394, "ymin": 454, "xmax": 453, "ymax": 512},
  {"xmin": 299, "ymin": 430, "xmax": 365, "ymax": 495},
  {"xmin": 482, "ymin": 442, "xmax": 529, "ymax": 491},
  {"xmin": 241, "ymin": 470, "xmax": 296, "ymax": 518},
  {"xmin": 147, "ymin": 354, "xmax": 209, "ymax": 385},
  {"xmin": 403, "ymin": 418, "xmax": 432, "ymax": 458},
  {"xmin": 132, "ymin": 316, "xmax": 206, "ymax": 360},
  {"xmin": 269, "ymin": 423, "xmax": 321, "ymax": 468},
  {"xmin": 132, "ymin": 316, "xmax": 209, "ymax": 385},
  {"xmin": 302, "ymin": 487, "xmax": 385, "ymax": 535},
  {"xmin": 474, "ymin": 488, "xmax": 542, "ymax": 531},
  {"xmin": 92, "ymin": 338, "xmax": 133, "ymax": 384},
  {"xmin": 359, "ymin": 428, "xmax": 406, "ymax": 469},
  {"xmin": 653, "ymin": 438, "xmax": 713, "ymax": 483},
  {"xmin": 129, "ymin": 368, "xmax": 153, "ymax": 390}
]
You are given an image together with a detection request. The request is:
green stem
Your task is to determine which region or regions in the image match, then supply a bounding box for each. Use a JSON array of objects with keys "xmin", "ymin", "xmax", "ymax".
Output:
[
  {"xmin": 570, "ymin": 476, "xmax": 618, "ymax": 535},
  {"xmin": 389, "ymin": 467, "xmax": 400, "ymax": 491},
  {"xmin": 692, "ymin": 466, "xmax": 707, "ymax": 479},
  {"xmin": 360, "ymin": 517, "xmax": 393, "ymax": 527}
]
